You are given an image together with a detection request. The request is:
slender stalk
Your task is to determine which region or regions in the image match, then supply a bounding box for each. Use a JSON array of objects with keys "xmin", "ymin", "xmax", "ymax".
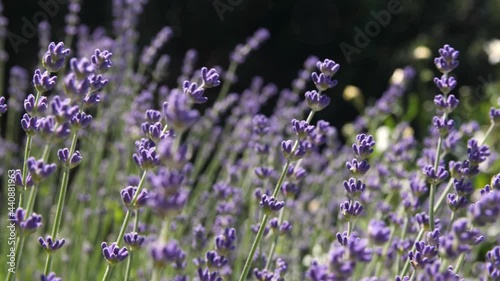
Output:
[
  {"xmin": 265, "ymin": 207, "xmax": 285, "ymax": 270},
  {"xmin": 400, "ymin": 121, "xmax": 496, "ymax": 277},
  {"xmin": 395, "ymin": 216, "xmax": 409, "ymax": 273},
  {"xmin": 375, "ymin": 224, "xmax": 396, "ymax": 278},
  {"xmin": 429, "ymin": 113, "xmax": 446, "ymax": 231},
  {"xmin": 216, "ymin": 61, "xmax": 238, "ymax": 102},
  {"xmin": 238, "ymin": 110, "xmax": 316, "ymax": 281},
  {"xmin": 454, "ymin": 252, "xmax": 466, "ymax": 273},
  {"xmin": 101, "ymin": 170, "xmax": 147, "ymax": 281},
  {"xmin": 124, "ymin": 210, "xmax": 140, "ymax": 281}
]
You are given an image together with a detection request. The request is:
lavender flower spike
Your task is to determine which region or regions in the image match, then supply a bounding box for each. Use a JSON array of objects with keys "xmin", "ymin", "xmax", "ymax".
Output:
[
  {"xmin": 434, "ymin": 44, "xmax": 459, "ymax": 74},
  {"xmin": 101, "ymin": 242, "xmax": 128, "ymax": 264},
  {"xmin": 26, "ymin": 157, "xmax": 57, "ymax": 183},
  {"xmin": 42, "ymin": 42, "xmax": 70, "ymax": 72}
]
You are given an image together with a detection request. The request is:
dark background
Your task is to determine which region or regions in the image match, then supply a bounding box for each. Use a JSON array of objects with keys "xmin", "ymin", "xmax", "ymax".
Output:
[{"xmin": 3, "ymin": 0, "xmax": 500, "ymax": 128}]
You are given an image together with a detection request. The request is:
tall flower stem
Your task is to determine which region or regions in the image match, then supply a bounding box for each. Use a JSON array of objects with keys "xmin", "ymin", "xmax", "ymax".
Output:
[
  {"xmin": 123, "ymin": 210, "xmax": 139, "ymax": 281},
  {"xmin": 44, "ymin": 131, "xmax": 79, "ymax": 275},
  {"xmin": 237, "ymin": 110, "xmax": 316, "ymax": 281},
  {"xmin": 429, "ymin": 112, "xmax": 447, "ymax": 231},
  {"xmin": 216, "ymin": 61, "xmax": 237, "ymax": 102},
  {"xmin": 400, "ymin": 122, "xmax": 496, "ymax": 277},
  {"xmin": 101, "ymin": 170, "xmax": 147, "ymax": 281}
]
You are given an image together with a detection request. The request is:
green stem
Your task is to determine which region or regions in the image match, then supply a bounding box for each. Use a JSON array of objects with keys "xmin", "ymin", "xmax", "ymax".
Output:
[
  {"xmin": 238, "ymin": 110, "xmax": 316, "ymax": 281},
  {"xmin": 101, "ymin": 171, "xmax": 147, "ymax": 281},
  {"xmin": 123, "ymin": 210, "xmax": 140, "ymax": 281},
  {"xmin": 454, "ymin": 252, "xmax": 466, "ymax": 273},
  {"xmin": 216, "ymin": 61, "xmax": 238, "ymax": 103},
  {"xmin": 429, "ymin": 115, "xmax": 445, "ymax": 232},
  {"xmin": 265, "ymin": 207, "xmax": 285, "ymax": 270},
  {"xmin": 400, "ymin": 121, "xmax": 497, "ymax": 277},
  {"xmin": 395, "ymin": 216, "xmax": 409, "ymax": 273},
  {"xmin": 375, "ymin": 224, "xmax": 396, "ymax": 278}
]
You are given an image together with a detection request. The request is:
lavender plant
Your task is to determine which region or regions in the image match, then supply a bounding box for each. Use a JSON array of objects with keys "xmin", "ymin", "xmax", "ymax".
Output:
[{"xmin": 0, "ymin": 1, "xmax": 499, "ymax": 281}]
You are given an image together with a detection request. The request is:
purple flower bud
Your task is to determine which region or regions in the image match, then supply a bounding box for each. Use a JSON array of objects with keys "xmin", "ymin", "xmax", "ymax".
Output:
[
  {"xmin": 101, "ymin": 242, "xmax": 128, "ymax": 264},
  {"xmin": 33, "ymin": 69, "xmax": 57, "ymax": 93},
  {"xmin": 201, "ymin": 67, "xmax": 221, "ymax": 88},
  {"xmin": 89, "ymin": 74, "xmax": 109, "ymax": 92},
  {"xmin": 447, "ymin": 193, "xmax": 468, "ymax": 212},
  {"xmin": 120, "ymin": 186, "xmax": 148, "ymax": 209},
  {"xmin": 183, "ymin": 81, "xmax": 208, "ymax": 104},
  {"xmin": 311, "ymin": 72, "xmax": 338, "ymax": 91},
  {"xmin": 434, "ymin": 44, "xmax": 459, "ymax": 74},
  {"xmin": 51, "ymin": 95, "xmax": 79, "ymax": 122},
  {"xmin": 343, "ymin": 178, "xmax": 366, "ymax": 198},
  {"xmin": 291, "ymin": 119, "xmax": 315, "ymax": 139},
  {"xmin": 467, "ymin": 139, "xmax": 490, "ymax": 165},
  {"xmin": 316, "ymin": 59, "xmax": 340, "ymax": 77},
  {"xmin": 57, "ymin": 148, "xmax": 82, "ymax": 169},
  {"xmin": 305, "ymin": 90, "xmax": 330, "ymax": 112},
  {"xmin": 409, "ymin": 241, "xmax": 438, "ymax": 269},
  {"xmin": 352, "ymin": 134, "xmax": 375, "ymax": 160},
  {"xmin": 123, "ymin": 232, "xmax": 146, "ymax": 250},
  {"xmin": 260, "ymin": 194, "xmax": 285, "ymax": 214},
  {"xmin": 133, "ymin": 145, "xmax": 159, "ymax": 170},
  {"xmin": 340, "ymin": 200, "xmax": 363, "ymax": 220},
  {"xmin": 197, "ymin": 268, "xmax": 222, "ymax": 281},
  {"xmin": 206, "ymin": 250, "xmax": 228, "ymax": 270},
  {"xmin": 432, "ymin": 115, "xmax": 454, "ymax": 135},
  {"xmin": 281, "ymin": 140, "xmax": 306, "ymax": 161},
  {"xmin": 433, "ymin": 76, "xmax": 457, "ymax": 95},
  {"xmin": 21, "ymin": 114, "xmax": 39, "ymax": 135},
  {"xmin": 453, "ymin": 178, "xmax": 473, "ymax": 197},
  {"xmin": 91, "ymin": 49, "xmax": 113, "ymax": 73},
  {"xmin": 26, "ymin": 157, "xmax": 56, "ymax": 183},
  {"xmin": 146, "ymin": 109, "xmax": 162, "ymax": 123},
  {"xmin": 434, "ymin": 94, "xmax": 459, "ymax": 113},
  {"xmin": 39, "ymin": 235, "xmax": 65, "ymax": 252},
  {"xmin": 71, "ymin": 112, "xmax": 92, "ymax": 128},
  {"xmin": 422, "ymin": 165, "xmax": 448, "ymax": 184},
  {"xmin": 486, "ymin": 246, "xmax": 500, "ymax": 280},
  {"xmin": 215, "ymin": 228, "xmax": 237, "ymax": 255},
  {"xmin": 42, "ymin": 42, "xmax": 70, "ymax": 73},
  {"xmin": 11, "ymin": 208, "xmax": 43, "ymax": 233}
]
